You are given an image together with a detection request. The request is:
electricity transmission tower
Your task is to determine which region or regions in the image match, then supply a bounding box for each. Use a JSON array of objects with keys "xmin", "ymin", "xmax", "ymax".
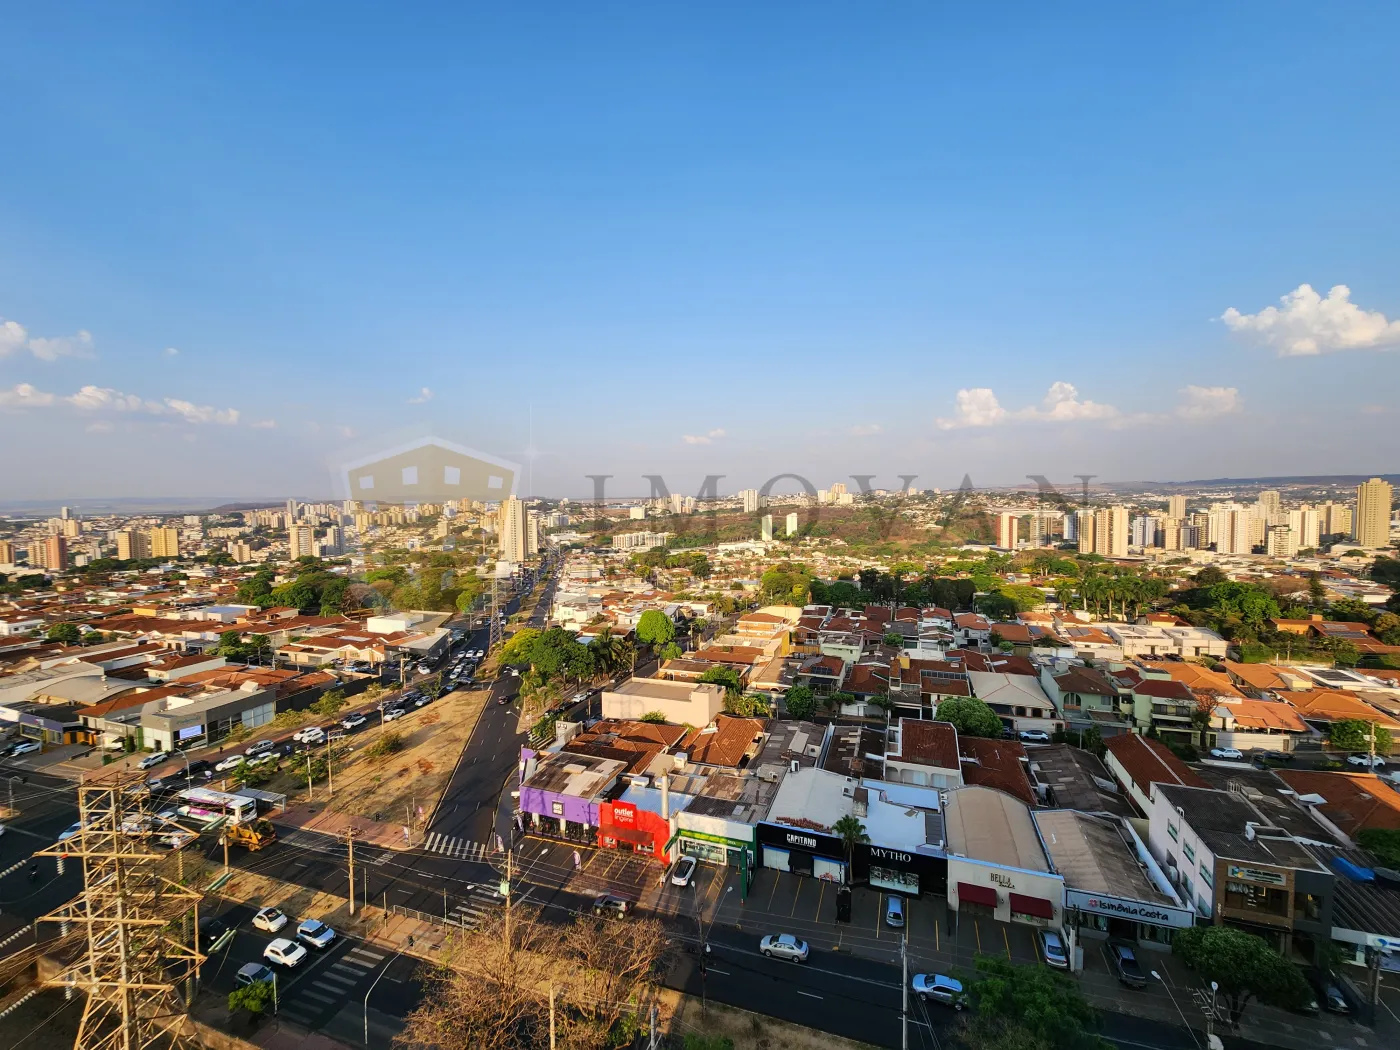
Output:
[{"xmin": 35, "ymin": 770, "xmax": 205, "ymax": 1050}]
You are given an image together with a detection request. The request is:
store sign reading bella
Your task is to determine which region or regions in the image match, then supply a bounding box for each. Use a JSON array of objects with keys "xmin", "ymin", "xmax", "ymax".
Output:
[{"xmin": 990, "ymin": 873, "xmax": 1016, "ymax": 889}]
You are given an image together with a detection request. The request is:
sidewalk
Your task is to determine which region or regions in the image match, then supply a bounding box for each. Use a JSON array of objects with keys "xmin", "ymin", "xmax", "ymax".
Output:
[{"xmin": 273, "ymin": 803, "xmax": 417, "ymax": 851}]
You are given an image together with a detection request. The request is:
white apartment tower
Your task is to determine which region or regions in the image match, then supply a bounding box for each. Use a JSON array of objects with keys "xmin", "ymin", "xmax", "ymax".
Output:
[
  {"xmin": 289, "ymin": 525, "xmax": 315, "ymax": 560},
  {"xmin": 997, "ymin": 512, "xmax": 1020, "ymax": 550},
  {"xmin": 1355, "ymin": 478, "xmax": 1393, "ymax": 548},
  {"xmin": 740, "ymin": 489, "xmax": 761, "ymax": 513}
]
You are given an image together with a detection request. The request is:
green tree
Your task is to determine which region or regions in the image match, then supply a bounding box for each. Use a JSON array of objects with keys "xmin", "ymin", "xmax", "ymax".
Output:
[
  {"xmin": 658, "ymin": 641, "xmax": 683, "ymax": 661},
  {"xmin": 1194, "ymin": 565, "xmax": 1228, "ymax": 587},
  {"xmin": 228, "ymin": 978, "xmax": 276, "ymax": 1016},
  {"xmin": 934, "ymin": 696, "xmax": 1004, "ymax": 738},
  {"xmin": 831, "ymin": 815, "xmax": 869, "ymax": 878},
  {"xmin": 1329, "ymin": 719, "xmax": 1392, "ymax": 754},
  {"xmin": 638, "ymin": 711, "xmax": 668, "ymax": 724},
  {"xmin": 683, "ymin": 1036, "xmax": 734, "ymax": 1050},
  {"xmin": 635, "ymin": 609, "xmax": 676, "ymax": 649},
  {"xmin": 964, "ymin": 956, "xmax": 1108, "ymax": 1050},
  {"xmin": 698, "ymin": 665, "xmax": 743, "ymax": 696},
  {"xmin": 1357, "ymin": 827, "xmax": 1400, "ymax": 868},
  {"xmin": 783, "ymin": 686, "xmax": 817, "ymax": 721},
  {"xmin": 1172, "ymin": 924, "xmax": 1312, "ymax": 1026},
  {"xmin": 310, "ymin": 689, "xmax": 346, "ymax": 717},
  {"xmin": 882, "ymin": 631, "xmax": 904, "ymax": 647},
  {"xmin": 498, "ymin": 628, "xmax": 542, "ymax": 666},
  {"xmin": 46, "ymin": 622, "xmax": 81, "ymax": 645}
]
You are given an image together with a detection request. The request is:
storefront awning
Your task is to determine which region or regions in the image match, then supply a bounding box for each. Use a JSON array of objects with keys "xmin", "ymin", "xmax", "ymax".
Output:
[
  {"xmin": 602, "ymin": 826, "xmax": 653, "ymax": 845},
  {"xmin": 958, "ymin": 882, "xmax": 997, "ymax": 908},
  {"xmin": 1009, "ymin": 892, "xmax": 1054, "ymax": 919}
]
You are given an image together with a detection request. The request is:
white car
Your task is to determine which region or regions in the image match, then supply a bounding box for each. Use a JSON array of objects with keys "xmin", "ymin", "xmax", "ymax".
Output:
[
  {"xmin": 263, "ymin": 938, "xmax": 308, "ymax": 968},
  {"xmin": 293, "ymin": 726, "xmax": 326, "ymax": 744},
  {"xmin": 340, "ymin": 713, "xmax": 367, "ymax": 731},
  {"xmin": 670, "ymin": 856, "xmax": 697, "ymax": 887},
  {"xmin": 758, "ymin": 933, "xmax": 809, "ymax": 962},
  {"xmin": 1348, "ymin": 754, "xmax": 1386, "ymax": 768},
  {"xmin": 911, "ymin": 973, "xmax": 965, "ymax": 1009},
  {"xmin": 244, "ymin": 739, "xmax": 275, "ymax": 757},
  {"xmin": 296, "ymin": 918, "xmax": 336, "ymax": 949},
  {"xmin": 1210, "ymin": 747, "xmax": 1244, "ymax": 760},
  {"xmin": 1038, "ymin": 929, "xmax": 1069, "ymax": 969},
  {"xmin": 58, "ymin": 821, "xmax": 85, "ymax": 842},
  {"xmin": 382, "ymin": 707, "xmax": 407, "ymax": 723},
  {"xmin": 214, "ymin": 755, "xmax": 247, "ymax": 773},
  {"xmin": 252, "ymin": 907, "xmax": 288, "ymax": 933},
  {"xmin": 1018, "ymin": 730, "xmax": 1050, "ymax": 744},
  {"xmin": 9, "ymin": 740, "xmax": 41, "ymax": 756},
  {"xmin": 137, "ymin": 751, "xmax": 170, "ymax": 769}
]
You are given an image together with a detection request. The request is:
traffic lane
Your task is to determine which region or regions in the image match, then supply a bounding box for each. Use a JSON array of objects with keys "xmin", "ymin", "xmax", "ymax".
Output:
[
  {"xmin": 423, "ymin": 694, "xmax": 523, "ymax": 845},
  {"xmin": 202, "ymin": 924, "xmax": 351, "ymax": 996},
  {"xmin": 666, "ymin": 939, "xmax": 909, "ymax": 1050}
]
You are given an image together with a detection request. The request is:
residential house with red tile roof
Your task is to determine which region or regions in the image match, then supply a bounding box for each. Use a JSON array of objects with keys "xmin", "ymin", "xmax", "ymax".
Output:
[{"xmin": 1102, "ymin": 732, "xmax": 1209, "ymax": 814}]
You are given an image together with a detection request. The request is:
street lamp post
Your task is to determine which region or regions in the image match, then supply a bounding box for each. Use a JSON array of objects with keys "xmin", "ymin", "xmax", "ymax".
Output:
[
  {"xmin": 1151, "ymin": 970, "xmax": 1202, "ymax": 1050},
  {"xmin": 364, "ymin": 945, "xmax": 406, "ymax": 1045}
]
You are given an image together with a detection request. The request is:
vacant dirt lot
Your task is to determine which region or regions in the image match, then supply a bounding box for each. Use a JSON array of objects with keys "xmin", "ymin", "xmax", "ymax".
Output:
[{"xmin": 660, "ymin": 992, "xmax": 881, "ymax": 1050}]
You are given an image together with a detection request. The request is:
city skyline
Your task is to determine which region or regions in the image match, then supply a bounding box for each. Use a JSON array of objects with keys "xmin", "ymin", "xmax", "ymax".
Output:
[{"xmin": 3, "ymin": 6, "xmax": 1400, "ymax": 499}]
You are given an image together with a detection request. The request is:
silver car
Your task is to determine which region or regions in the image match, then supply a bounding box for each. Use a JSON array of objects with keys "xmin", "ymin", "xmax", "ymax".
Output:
[
  {"xmin": 911, "ymin": 973, "xmax": 964, "ymax": 1009},
  {"xmin": 758, "ymin": 933, "xmax": 809, "ymax": 962}
]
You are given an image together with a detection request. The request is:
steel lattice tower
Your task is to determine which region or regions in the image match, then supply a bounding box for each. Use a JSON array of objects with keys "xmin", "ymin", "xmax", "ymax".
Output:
[{"xmin": 36, "ymin": 770, "xmax": 205, "ymax": 1050}]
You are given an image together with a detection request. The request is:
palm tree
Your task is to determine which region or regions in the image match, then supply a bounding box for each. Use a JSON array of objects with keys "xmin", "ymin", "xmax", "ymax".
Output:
[
  {"xmin": 589, "ymin": 625, "xmax": 622, "ymax": 678},
  {"xmin": 832, "ymin": 815, "xmax": 870, "ymax": 883}
]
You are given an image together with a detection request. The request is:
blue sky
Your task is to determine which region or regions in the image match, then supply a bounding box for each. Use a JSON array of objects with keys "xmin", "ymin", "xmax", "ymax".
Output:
[{"xmin": 2, "ymin": 4, "xmax": 1399, "ymax": 502}]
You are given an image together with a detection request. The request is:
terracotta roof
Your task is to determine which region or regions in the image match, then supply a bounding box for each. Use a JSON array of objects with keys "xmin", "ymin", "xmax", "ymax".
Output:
[
  {"xmin": 958, "ymin": 736, "xmax": 1035, "ymax": 806},
  {"xmin": 1132, "ymin": 679, "xmax": 1197, "ymax": 703},
  {"xmin": 1220, "ymin": 699, "xmax": 1309, "ymax": 733},
  {"xmin": 1275, "ymin": 769, "xmax": 1400, "ymax": 836},
  {"xmin": 888, "ymin": 719, "xmax": 959, "ymax": 770},
  {"xmin": 1103, "ymin": 733, "xmax": 1209, "ymax": 796},
  {"xmin": 677, "ymin": 716, "xmax": 765, "ymax": 768},
  {"xmin": 1277, "ymin": 690, "xmax": 1400, "ymax": 729},
  {"xmin": 1053, "ymin": 666, "xmax": 1118, "ymax": 697},
  {"xmin": 1138, "ymin": 661, "xmax": 1244, "ymax": 699}
]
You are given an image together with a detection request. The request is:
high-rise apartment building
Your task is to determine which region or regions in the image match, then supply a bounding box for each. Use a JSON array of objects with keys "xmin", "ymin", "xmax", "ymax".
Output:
[
  {"xmin": 230, "ymin": 542, "xmax": 254, "ymax": 564},
  {"xmin": 1130, "ymin": 515, "xmax": 1161, "ymax": 548},
  {"xmin": 1257, "ymin": 490, "xmax": 1282, "ymax": 520},
  {"xmin": 289, "ymin": 525, "xmax": 315, "ymax": 560},
  {"xmin": 760, "ymin": 514, "xmax": 774, "ymax": 541},
  {"xmin": 740, "ymin": 489, "xmax": 760, "ymax": 513},
  {"xmin": 1354, "ymin": 478, "xmax": 1393, "ymax": 548},
  {"xmin": 116, "ymin": 530, "xmax": 151, "ymax": 561},
  {"xmin": 997, "ymin": 512, "xmax": 1020, "ymax": 550},
  {"xmin": 1093, "ymin": 506, "xmax": 1128, "ymax": 558},
  {"xmin": 0, "ymin": 539, "xmax": 14, "ymax": 565},
  {"xmin": 498, "ymin": 497, "xmax": 539, "ymax": 563},
  {"xmin": 286, "ymin": 498, "xmax": 299, "ymax": 523},
  {"xmin": 1167, "ymin": 495, "xmax": 1188, "ymax": 520},
  {"xmin": 1075, "ymin": 509, "xmax": 1095, "ymax": 554},
  {"xmin": 35, "ymin": 535, "xmax": 68, "ymax": 571},
  {"xmin": 1160, "ymin": 520, "xmax": 1182, "ymax": 551},
  {"xmin": 1266, "ymin": 525, "xmax": 1297, "ymax": 559},
  {"xmin": 786, "ymin": 512, "xmax": 798, "ymax": 537},
  {"xmin": 1319, "ymin": 502, "xmax": 1352, "ymax": 539},
  {"xmin": 149, "ymin": 527, "xmax": 180, "ymax": 559},
  {"xmin": 1287, "ymin": 507, "xmax": 1321, "ymax": 551}
]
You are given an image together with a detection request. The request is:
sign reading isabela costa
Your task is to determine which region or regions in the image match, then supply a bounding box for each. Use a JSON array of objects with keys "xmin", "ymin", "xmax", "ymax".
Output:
[{"xmin": 1065, "ymin": 889, "xmax": 1194, "ymax": 929}]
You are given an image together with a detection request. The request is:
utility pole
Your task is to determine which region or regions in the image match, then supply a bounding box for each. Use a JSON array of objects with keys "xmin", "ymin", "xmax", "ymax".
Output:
[
  {"xmin": 326, "ymin": 732, "xmax": 334, "ymax": 797},
  {"xmin": 306, "ymin": 752, "xmax": 314, "ymax": 802},
  {"xmin": 549, "ymin": 983, "xmax": 556, "ymax": 1050},
  {"xmin": 347, "ymin": 829, "xmax": 357, "ymax": 916},
  {"xmin": 901, "ymin": 932, "xmax": 909, "ymax": 1050}
]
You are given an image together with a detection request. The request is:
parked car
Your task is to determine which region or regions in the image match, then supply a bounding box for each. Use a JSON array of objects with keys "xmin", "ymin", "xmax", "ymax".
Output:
[
  {"xmin": 252, "ymin": 907, "xmax": 288, "ymax": 933},
  {"xmin": 1209, "ymin": 747, "xmax": 1244, "ymax": 760},
  {"xmin": 236, "ymin": 962, "xmax": 276, "ymax": 988},
  {"xmin": 759, "ymin": 933, "xmax": 810, "ymax": 962},
  {"xmin": 244, "ymin": 739, "xmax": 275, "ymax": 757},
  {"xmin": 263, "ymin": 938, "xmax": 308, "ymax": 968},
  {"xmin": 1105, "ymin": 942, "xmax": 1147, "ymax": 988},
  {"xmin": 340, "ymin": 713, "xmax": 368, "ymax": 731},
  {"xmin": 1018, "ymin": 730, "xmax": 1050, "ymax": 744},
  {"xmin": 885, "ymin": 895, "xmax": 905, "ymax": 928},
  {"xmin": 911, "ymin": 973, "xmax": 964, "ymax": 1009},
  {"xmin": 1311, "ymin": 973, "xmax": 1350, "ymax": 1014},
  {"xmin": 297, "ymin": 919, "xmax": 337, "ymax": 949},
  {"xmin": 670, "ymin": 856, "xmax": 697, "ymax": 887},
  {"xmin": 137, "ymin": 751, "xmax": 170, "ymax": 769},
  {"xmin": 1347, "ymin": 754, "xmax": 1385, "ymax": 768},
  {"xmin": 383, "ymin": 707, "xmax": 407, "ymax": 723},
  {"xmin": 214, "ymin": 755, "xmax": 247, "ymax": 773},
  {"xmin": 591, "ymin": 894, "xmax": 633, "ymax": 918},
  {"xmin": 1038, "ymin": 929, "xmax": 1068, "ymax": 969},
  {"xmin": 413, "ymin": 695, "xmax": 432, "ymax": 708}
]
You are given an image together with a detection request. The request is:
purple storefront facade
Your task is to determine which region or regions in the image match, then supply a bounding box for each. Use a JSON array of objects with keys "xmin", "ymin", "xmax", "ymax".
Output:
[{"xmin": 517, "ymin": 747, "xmax": 625, "ymax": 846}]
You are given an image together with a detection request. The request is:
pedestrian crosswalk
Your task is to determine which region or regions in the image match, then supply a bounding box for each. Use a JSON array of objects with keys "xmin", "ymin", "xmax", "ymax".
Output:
[
  {"xmin": 278, "ymin": 827, "xmax": 389, "ymax": 866},
  {"xmin": 422, "ymin": 831, "xmax": 494, "ymax": 861},
  {"xmin": 445, "ymin": 884, "xmax": 505, "ymax": 930},
  {"xmin": 277, "ymin": 944, "xmax": 386, "ymax": 1026}
]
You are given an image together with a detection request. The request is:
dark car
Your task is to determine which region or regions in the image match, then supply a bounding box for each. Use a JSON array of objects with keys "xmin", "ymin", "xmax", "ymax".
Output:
[
  {"xmin": 1105, "ymin": 942, "xmax": 1146, "ymax": 988},
  {"xmin": 186, "ymin": 760, "xmax": 213, "ymax": 780},
  {"xmin": 1310, "ymin": 972, "xmax": 1350, "ymax": 1014},
  {"xmin": 197, "ymin": 914, "xmax": 233, "ymax": 952},
  {"xmin": 591, "ymin": 894, "xmax": 633, "ymax": 918}
]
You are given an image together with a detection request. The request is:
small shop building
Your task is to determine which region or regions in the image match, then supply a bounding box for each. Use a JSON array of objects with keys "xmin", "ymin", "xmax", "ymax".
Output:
[{"xmin": 945, "ymin": 785, "xmax": 1064, "ymax": 928}]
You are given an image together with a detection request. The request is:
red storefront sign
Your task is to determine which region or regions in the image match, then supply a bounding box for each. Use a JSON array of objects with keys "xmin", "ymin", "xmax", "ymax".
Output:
[{"xmin": 598, "ymin": 800, "xmax": 665, "ymax": 861}]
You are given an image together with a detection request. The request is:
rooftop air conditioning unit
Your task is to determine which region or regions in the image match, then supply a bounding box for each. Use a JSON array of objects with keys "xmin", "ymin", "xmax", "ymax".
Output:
[{"xmin": 789, "ymin": 759, "xmax": 800, "ymax": 773}]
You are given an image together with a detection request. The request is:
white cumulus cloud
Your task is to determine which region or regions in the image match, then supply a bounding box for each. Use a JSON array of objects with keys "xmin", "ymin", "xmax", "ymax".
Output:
[
  {"xmin": 250, "ymin": 419, "xmax": 278, "ymax": 429},
  {"xmin": 937, "ymin": 382, "xmax": 1119, "ymax": 429},
  {"xmin": 1176, "ymin": 385, "xmax": 1241, "ymax": 420},
  {"xmin": 682, "ymin": 427, "xmax": 727, "ymax": 445},
  {"xmin": 0, "ymin": 315, "xmax": 95, "ymax": 361},
  {"xmin": 407, "ymin": 387, "xmax": 434, "ymax": 404},
  {"xmin": 164, "ymin": 346, "xmax": 180, "ymax": 357},
  {"xmin": 164, "ymin": 399, "xmax": 240, "ymax": 425},
  {"xmin": 0, "ymin": 382, "xmax": 241, "ymax": 425},
  {"xmin": 1221, "ymin": 283, "xmax": 1400, "ymax": 356},
  {"xmin": 0, "ymin": 383, "xmax": 57, "ymax": 407}
]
